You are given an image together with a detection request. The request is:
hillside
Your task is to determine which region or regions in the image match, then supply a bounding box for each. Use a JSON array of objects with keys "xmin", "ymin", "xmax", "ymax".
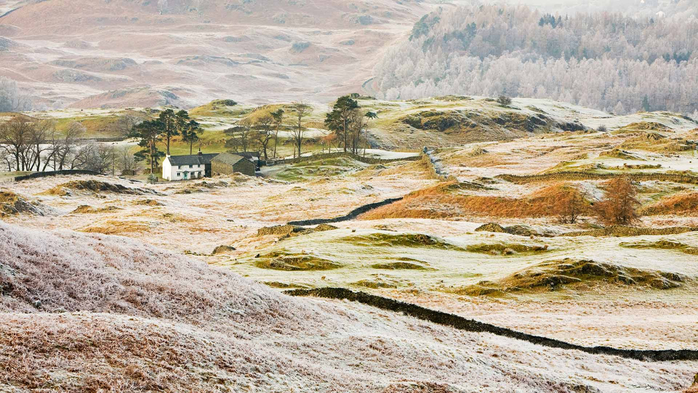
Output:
[
  {"xmin": 0, "ymin": 0, "xmax": 438, "ymax": 109},
  {"xmin": 373, "ymin": 3, "xmax": 698, "ymax": 115},
  {"xmin": 1, "ymin": 221, "xmax": 696, "ymax": 391}
]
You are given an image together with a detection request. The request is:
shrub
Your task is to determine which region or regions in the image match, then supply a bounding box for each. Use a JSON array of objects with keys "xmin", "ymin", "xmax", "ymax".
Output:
[{"xmin": 497, "ymin": 95, "xmax": 512, "ymax": 106}]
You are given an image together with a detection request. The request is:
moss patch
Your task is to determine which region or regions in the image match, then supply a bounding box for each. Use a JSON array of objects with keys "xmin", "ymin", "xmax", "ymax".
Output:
[
  {"xmin": 620, "ymin": 240, "xmax": 698, "ymax": 255},
  {"xmin": 465, "ymin": 243, "xmax": 549, "ymax": 256},
  {"xmin": 352, "ymin": 279, "xmax": 398, "ymax": 289},
  {"xmin": 371, "ymin": 259, "xmax": 431, "ymax": 270},
  {"xmin": 341, "ymin": 233, "xmax": 463, "ymax": 250},
  {"xmin": 255, "ymin": 252, "xmax": 342, "ymax": 271},
  {"xmin": 460, "ymin": 259, "xmax": 686, "ymax": 295}
]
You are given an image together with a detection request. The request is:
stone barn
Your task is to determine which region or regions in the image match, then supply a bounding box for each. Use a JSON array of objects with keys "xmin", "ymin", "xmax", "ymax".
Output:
[{"xmin": 211, "ymin": 153, "xmax": 257, "ymax": 177}]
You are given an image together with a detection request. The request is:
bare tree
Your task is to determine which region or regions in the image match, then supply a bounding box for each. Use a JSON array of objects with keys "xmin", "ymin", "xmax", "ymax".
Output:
[
  {"xmin": 291, "ymin": 102, "xmax": 311, "ymax": 158},
  {"xmin": 26, "ymin": 120, "xmax": 55, "ymax": 172},
  {"xmin": 225, "ymin": 120, "xmax": 255, "ymax": 153},
  {"xmin": 71, "ymin": 143, "xmax": 115, "ymax": 174},
  {"xmin": 117, "ymin": 146, "xmax": 139, "ymax": 175},
  {"xmin": 0, "ymin": 116, "xmax": 32, "ymax": 171},
  {"xmin": 252, "ymin": 114, "xmax": 274, "ymax": 161},
  {"xmin": 53, "ymin": 122, "xmax": 85, "ymax": 171},
  {"xmin": 114, "ymin": 114, "xmax": 140, "ymax": 139},
  {"xmin": 271, "ymin": 108, "xmax": 284, "ymax": 159}
]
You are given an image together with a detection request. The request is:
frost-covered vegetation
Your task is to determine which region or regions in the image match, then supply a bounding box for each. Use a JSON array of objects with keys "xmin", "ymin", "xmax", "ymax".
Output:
[
  {"xmin": 4, "ymin": 222, "xmax": 696, "ymax": 391},
  {"xmin": 0, "ymin": 77, "xmax": 31, "ymax": 113},
  {"xmin": 374, "ymin": 3, "xmax": 698, "ymax": 115}
]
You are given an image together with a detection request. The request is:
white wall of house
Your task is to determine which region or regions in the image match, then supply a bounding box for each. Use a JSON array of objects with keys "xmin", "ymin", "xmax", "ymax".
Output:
[{"xmin": 163, "ymin": 157, "xmax": 205, "ymax": 181}]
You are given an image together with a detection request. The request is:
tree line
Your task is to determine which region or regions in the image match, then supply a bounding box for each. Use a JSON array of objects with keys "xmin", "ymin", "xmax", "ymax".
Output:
[
  {"xmin": 375, "ymin": 4, "xmax": 698, "ymax": 115},
  {"xmin": 0, "ymin": 116, "xmax": 137, "ymax": 174},
  {"xmin": 225, "ymin": 97, "xmax": 377, "ymax": 161}
]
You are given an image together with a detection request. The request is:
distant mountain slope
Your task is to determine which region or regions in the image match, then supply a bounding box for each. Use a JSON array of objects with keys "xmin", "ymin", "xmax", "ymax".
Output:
[
  {"xmin": 373, "ymin": 3, "xmax": 698, "ymax": 115},
  {"xmin": 0, "ymin": 0, "xmax": 435, "ymax": 109}
]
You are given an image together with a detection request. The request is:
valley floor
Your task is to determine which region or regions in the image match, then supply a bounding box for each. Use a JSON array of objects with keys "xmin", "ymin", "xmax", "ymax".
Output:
[{"xmin": 1, "ymin": 111, "xmax": 698, "ymax": 391}]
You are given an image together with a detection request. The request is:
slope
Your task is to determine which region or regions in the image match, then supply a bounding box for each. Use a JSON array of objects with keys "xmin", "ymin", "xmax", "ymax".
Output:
[{"xmin": 0, "ymin": 221, "xmax": 696, "ymax": 392}]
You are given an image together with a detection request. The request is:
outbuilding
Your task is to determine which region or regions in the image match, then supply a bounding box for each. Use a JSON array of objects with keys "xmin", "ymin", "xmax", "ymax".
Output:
[{"xmin": 211, "ymin": 153, "xmax": 257, "ymax": 177}]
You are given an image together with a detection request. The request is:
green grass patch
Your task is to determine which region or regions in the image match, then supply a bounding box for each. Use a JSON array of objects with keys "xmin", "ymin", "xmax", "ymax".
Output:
[
  {"xmin": 273, "ymin": 156, "xmax": 365, "ymax": 181},
  {"xmin": 371, "ymin": 258, "xmax": 431, "ymax": 270},
  {"xmin": 620, "ymin": 240, "xmax": 698, "ymax": 255}
]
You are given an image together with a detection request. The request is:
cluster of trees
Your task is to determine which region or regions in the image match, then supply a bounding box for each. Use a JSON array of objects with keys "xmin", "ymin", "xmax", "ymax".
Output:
[
  {"xmin": 225, "ymin": 103, "xmax": 311, "ymax": 160},
  {"xmin": 131, "ymin": 109, "xmax": 201, "ymax": 173},
  {"xmin": 0, "ymin": 115, "xmax": 136, "ymax": 174},
  {"xmin": 553, "ymin": 177, "xmax": 639, "ymax": 226},
  {"xmin": 0, "ymin": 77, "xmax": 31, "ymax": 113},
  {"xmin": 224, "ymin": 97, "xmax": 379, "ymax": 161},
  {"xmin": 375, "ymin": 4, "xmax": 698, "ymax": 115},
  {"xmin": 324, "ymin": 96, "xmax": 377, "ymax": 155}
]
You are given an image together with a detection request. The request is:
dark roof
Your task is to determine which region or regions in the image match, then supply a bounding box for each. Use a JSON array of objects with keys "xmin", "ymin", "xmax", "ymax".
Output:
[
  {"xmin": 236, "ymin": 151, "xmax": 260, "ymax": 160},
  {"xmin": 212, "ymin": 152, "xmax": 249, "ymax": 166},
  {"xmin": 167, "ymin": 153, "xmax": 218, "ymax": 166}
]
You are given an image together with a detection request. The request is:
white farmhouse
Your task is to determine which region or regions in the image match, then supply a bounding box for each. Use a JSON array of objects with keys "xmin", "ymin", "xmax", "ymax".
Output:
[{"xmin": 162, "ymin": 152, "xmax": 218, "ymax": 181}]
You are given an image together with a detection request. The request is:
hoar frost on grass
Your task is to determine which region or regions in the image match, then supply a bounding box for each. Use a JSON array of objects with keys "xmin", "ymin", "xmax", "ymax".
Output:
[{"xmin": 0, "ymin": 222, "xmax": 697, "ymax": 392}]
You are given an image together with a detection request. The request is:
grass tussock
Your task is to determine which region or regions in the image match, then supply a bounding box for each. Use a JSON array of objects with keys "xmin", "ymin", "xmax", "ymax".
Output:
[
  {"xmin": 46, "ymin": 180, "xmax": 155, "ymax": 196},
  {"xmin": 72, "ymin": 205, "xmax": 122, "ymax": 214},
  {"xmin": 341, "ymin": 233, "xmax": 464, "ymax": 250},
  {"xmin": 620, "ymin": 240, "xmax": 698, "ymax": 255},
  {"xmin": 255, "ymin": 251, "xmax": 342, "ymax": 271},
  {"xmin": 563, "ymin": 226, "xmax": 695, "ymax": 237},
  {"xmin": 465, "ymin": 243, "xmax": 549, "ymax": 256},
  {"xmin": 352, "ymin": 279, "xmax": 398, "ymax": 289},
  {"xmin": 371, "ymin": 259, "xmax": 431, "ymax": 270},
  {"xmin": 134, "ymin": 199, "xmax": 164, "ymax": 206},
  {"xmin": 363, "ymin": 182, "xmax": 588, "ymax": 220},
  {"xmin": 456, "ymin": 259, "xmax": 686, "ymax": 296},
  {"xmin": 640, "ymin": 192, "xmax": 698, "ymax": 216}
]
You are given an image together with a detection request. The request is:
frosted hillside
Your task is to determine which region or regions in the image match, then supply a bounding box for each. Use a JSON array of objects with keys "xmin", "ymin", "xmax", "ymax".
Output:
[{"xmin": 0, "ymin": 222, "xmax": 696, "ymax": 391}]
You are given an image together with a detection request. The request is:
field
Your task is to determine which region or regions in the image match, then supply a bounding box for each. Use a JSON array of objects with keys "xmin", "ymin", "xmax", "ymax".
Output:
[{"xmin": 2, "ymin": 97, "xmax": 698, "ymax": 391}]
